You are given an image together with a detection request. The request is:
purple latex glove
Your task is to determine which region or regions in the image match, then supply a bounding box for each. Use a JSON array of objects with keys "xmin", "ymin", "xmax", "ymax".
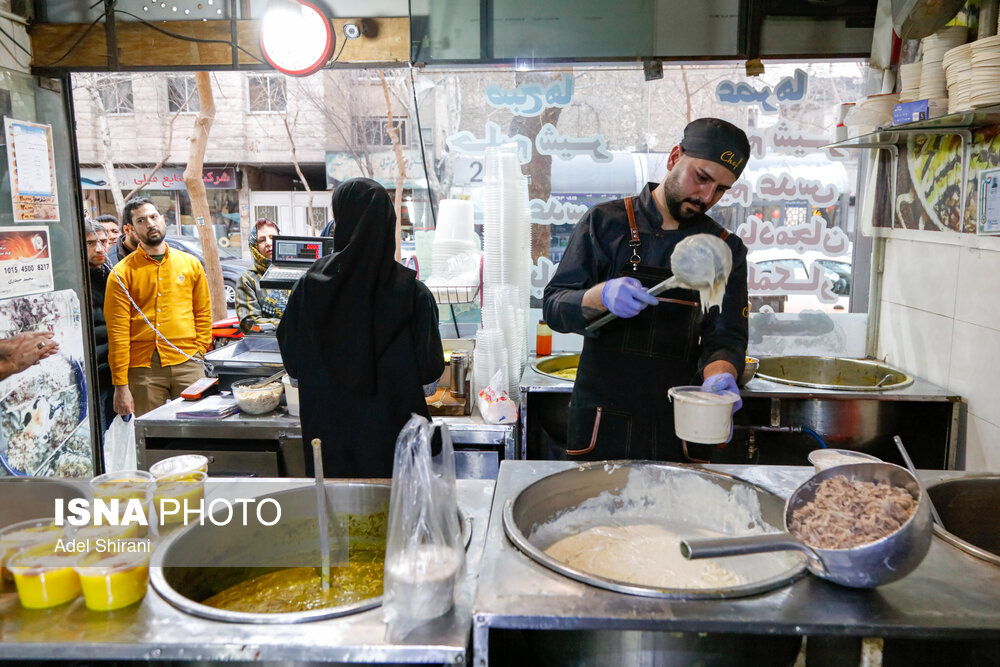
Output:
[
  {"xmin": 701, "ymin": 372, "xmax": 743, "ymax": 414},
  {"xmin": 601, "ymin": 277, "xmax": 659, "ymax": 318}
]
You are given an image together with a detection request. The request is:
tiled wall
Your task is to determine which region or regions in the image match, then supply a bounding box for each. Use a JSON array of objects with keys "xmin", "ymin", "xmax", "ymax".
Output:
[{"xmin": 877, "ymin": 231, "xmax": 1000, "ymax": 471}]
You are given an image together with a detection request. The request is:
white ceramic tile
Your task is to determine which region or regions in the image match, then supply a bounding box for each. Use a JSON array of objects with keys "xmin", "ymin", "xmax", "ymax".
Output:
[
  {"xmin": 961, "ymin": 414, "xmax": 1000, "ymax": 473},
  {"xmin": 948, "ymin": 321, "xmax": 1000, "ymax": 428},
  {"xmin": 954, "ymin": 246, "xmax": 1000, "ymax": 331},
  {"xmin": 881, "ymin": 238, "xmax": 959, "ymax": 317},
  {"xmin": 876, "ymin": 301, "xmax": 953, "ymax": 387}
]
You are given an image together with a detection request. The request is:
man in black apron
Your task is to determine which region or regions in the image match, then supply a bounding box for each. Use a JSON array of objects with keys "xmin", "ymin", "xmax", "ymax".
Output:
[{"xmin": 542, "ymin": 118, "xmax": 750, "ymax": 462}]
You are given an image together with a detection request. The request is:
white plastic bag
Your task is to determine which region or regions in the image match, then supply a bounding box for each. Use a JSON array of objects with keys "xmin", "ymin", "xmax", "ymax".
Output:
[
  {"xmin": 477, "ymin": 368, "xmax": 518, "ymax": 424},
  {"xmin": 102, "ymin": 414, "xmax": 136, "ymax": 472},
  {"xmin": 383, "ymin": 414, "xmax": 464, "ymax": 639}
]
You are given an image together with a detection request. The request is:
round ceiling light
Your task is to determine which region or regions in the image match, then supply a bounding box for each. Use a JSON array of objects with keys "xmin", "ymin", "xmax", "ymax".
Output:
[{"xmin": 259, "ymin": 0, "xmax": 335, "ymax": 77}]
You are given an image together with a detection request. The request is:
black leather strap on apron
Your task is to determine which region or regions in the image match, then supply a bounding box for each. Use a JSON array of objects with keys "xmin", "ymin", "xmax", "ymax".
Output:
[{"xmin": 563, "ymin": 197, "xmax": 729, "ymax": 462}]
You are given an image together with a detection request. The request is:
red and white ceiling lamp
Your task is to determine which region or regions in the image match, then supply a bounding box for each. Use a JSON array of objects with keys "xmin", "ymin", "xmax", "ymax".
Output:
[{"xmin": 259, "ymin": 0, "xmax": 335, "ymax": 77}]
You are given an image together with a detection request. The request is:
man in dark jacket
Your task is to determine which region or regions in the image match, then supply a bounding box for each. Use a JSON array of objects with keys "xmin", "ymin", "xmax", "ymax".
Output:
[
  {"xmin": 106, "ymin": 213, "xmax": 139, "ymax": 267},
  {"xmin": 542, "ymin": 118, "xmax": 750, "ymax": 462},
  {"xmin": 85, "ymin": 220, "xmax": 115, "ymax": 430}
]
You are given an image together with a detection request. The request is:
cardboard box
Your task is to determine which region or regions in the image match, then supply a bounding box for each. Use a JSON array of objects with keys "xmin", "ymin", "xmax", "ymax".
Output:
[{"xmin": 893, "ymin": 99, "xmax": 946, "ymax": 125}]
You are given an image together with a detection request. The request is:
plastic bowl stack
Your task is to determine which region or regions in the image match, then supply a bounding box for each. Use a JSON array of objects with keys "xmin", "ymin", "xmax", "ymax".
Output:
[
  {"xmin": 920, "ymin": 26, "xmax": 969, "ymax": 104},
  {"xmin": 898, "ymin": 62, "xmax": 923, "ymax": 103},
  {"xmin": 846, "ymin": 93, "xmax": 899, "ymax": 135},
  {"xmin": 429, "ymin": 199, "xmax": 480, "ymax": 285},
  {"xmin": 970, "ymin": 35, "xmax": 1000, "ymax": 108},
  {"xmin": 943, "ymin": 42, "xmax": 974, "ymax": 112}
]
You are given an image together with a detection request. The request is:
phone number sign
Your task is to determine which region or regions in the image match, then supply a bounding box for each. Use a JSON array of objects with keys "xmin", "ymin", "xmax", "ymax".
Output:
[{"xmin": 0, "ymin": 226, "xmax": 54, "ymax": 298}]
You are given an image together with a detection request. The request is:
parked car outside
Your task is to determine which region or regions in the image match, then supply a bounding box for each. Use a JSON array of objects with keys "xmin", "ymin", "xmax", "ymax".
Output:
[
  {"xmin": 165, "ymin": 234, "xmax": 251, "ymax": 307},
  {"xmin": 747, "ymin": 248, "xmax": 851, "ymax": 314}
]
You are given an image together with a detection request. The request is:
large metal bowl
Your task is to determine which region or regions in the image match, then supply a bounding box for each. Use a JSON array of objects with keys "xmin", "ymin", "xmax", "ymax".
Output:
[
  {"xmin": 755, "ymin": 356, "xmax": 913, "ymax": 391},
  {"xmin": 0, "ymin": 477, "xmax": 88, "ymax": 528},
  {"xmin": 926, "ymin": 475, "xmax": 1000, "ymax": 566},
  {"xmin": 503, "ymin": 461, "xmax": 806, "ymax": 599},
  {"xmin": 151, "ymin": 482, "xmax": 471, "ymax": 624}
]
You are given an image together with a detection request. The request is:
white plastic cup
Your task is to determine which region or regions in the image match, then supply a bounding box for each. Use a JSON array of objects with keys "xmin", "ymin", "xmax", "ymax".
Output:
[
  {"xmin": 435, "ymin": 199, "xmax": 475, "ymax": 243},
  {"xmin": 667, "ymin": 386, "xmax": 739, "ymax": 445},
  {"xmin": 283, "ymin": 374, "xmax": 299, "ymax": 417}
]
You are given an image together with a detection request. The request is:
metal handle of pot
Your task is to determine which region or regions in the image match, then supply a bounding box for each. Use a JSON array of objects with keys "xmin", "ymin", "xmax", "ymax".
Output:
[{"xmin": 681, "ymin": 532, "xmax": 818, "ymax": 560}]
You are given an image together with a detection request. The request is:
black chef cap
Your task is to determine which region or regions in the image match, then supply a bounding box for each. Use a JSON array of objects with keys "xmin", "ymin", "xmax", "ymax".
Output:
[{"xmin": 679, "ymin": 118, "xmax": 751, "ymax": 179}]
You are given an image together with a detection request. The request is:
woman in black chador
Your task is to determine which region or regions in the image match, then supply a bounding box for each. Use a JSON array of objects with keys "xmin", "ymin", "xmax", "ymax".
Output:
[{"xmin": 277, "ymin": 178, "xmax": 444, "ymax": 477}]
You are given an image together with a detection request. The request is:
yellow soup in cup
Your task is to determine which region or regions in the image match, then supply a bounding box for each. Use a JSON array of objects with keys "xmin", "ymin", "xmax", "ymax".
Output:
[
  {"xmin": 7, "ymin": 542, "xmax": 81, "ymax": 609},
  {"xmin": 74, "ymin": 540, "xmax": 151, "ymax": 611}
]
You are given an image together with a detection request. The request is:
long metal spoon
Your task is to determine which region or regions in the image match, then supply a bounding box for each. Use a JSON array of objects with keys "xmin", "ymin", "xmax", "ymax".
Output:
[
  {"xmin": 894, "ymin": 435, "xmax": 943, "ymax": 526},
  {"xmin": 312, "ymin": 438, "xmax": 331, "ymax": 591},
  {"xmin": 249, "ymin": 368, "xmax": 285, "ymax": 389}
]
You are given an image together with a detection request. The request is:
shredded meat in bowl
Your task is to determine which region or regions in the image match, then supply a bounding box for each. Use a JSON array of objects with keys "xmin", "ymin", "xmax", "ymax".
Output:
[{"xmin": 789, "ymin": 475, "xmax": 917, "ymax": 550}]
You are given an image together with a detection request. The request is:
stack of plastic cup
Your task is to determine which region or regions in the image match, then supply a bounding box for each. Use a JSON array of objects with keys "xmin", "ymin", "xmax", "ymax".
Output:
[
  {"xmin": 431, "ymin": 199, "xmax": 480, "ymax": 282},
  {"xmin": 474, "ymin": 327, "xmax": 508, "ymax": 397}
]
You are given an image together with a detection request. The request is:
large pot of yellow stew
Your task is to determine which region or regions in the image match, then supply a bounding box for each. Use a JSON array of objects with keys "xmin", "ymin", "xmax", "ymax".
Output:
[{"xmin": 150, "ymin": 482, "xmax": 469, "ymax": 624}]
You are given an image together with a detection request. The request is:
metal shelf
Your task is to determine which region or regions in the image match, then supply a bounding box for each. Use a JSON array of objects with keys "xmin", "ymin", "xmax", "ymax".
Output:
[{"xmin": 823, "ymin": 105, "xmax": 1000, "ymax": 228}]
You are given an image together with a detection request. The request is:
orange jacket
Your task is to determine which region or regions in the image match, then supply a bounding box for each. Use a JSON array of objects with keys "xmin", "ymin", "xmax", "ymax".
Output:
[{"xmin": 104, "ymin": 243, "xmax": 212, "ymax": 386}]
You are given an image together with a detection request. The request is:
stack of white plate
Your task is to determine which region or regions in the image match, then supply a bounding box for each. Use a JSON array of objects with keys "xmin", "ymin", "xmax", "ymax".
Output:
[
  {"xmin": 920, "ymin": 26, "xmax": 969, "ymax": 101},
  {"xmin": 970, "ymin": 34, "xmax": 1000, "ymax": 108},
  {"xmin": 898, "ymin": 62, "xmax": 923, "ymax": 102},
  {"xmin": 943, "ymin": 42, "xmax": 974, "ymax": 112}
]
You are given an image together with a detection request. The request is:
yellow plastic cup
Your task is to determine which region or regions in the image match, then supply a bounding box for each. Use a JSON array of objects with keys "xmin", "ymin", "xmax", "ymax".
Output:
[
  {"xmin": 153, "ymin": 471, "xmax": 207, "ymax": 525},
  {"xmin": 0, "ymin": 518, "xmax": 65, "ymax": 582},
  {"xmin": 74, "ymin": 540, "xmax": 151, "ymax": 611},
  {"xmin": 7, "ymin": 542, "xmax": 82, "ymax": 609},
  {"xmin": 90, "ymin": 471, "xmax": 155, "ymax": 537}
]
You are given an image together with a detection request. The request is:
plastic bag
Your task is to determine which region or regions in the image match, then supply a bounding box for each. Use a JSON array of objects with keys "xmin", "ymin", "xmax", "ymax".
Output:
[
  {"xmin": 102, "ymin": 414, "xmax": 136, "ymax": 472},
  {"xmin": 477, "ymin": 368, "xmax": 518, "ymax": 424},
  {"xmin": 383, "ymin": 414, "xmax": 464, "ymax": 639}
]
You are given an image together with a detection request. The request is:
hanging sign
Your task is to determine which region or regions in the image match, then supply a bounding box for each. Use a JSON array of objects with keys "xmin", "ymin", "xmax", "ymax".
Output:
[
  {"xmin": 4, "ymin": 119, "xmax": 59, "ymax": 223},
  {"xmin": 0, "ymin": 227, "xmax": 54, "ymax": 298}
]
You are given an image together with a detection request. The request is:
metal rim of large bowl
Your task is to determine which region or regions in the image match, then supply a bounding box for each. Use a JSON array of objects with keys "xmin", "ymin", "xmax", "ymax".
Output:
[
  {"xmin": 150, "ymin": 482, "xmax": 473, "ymax": 624},
  {"xmin": 753, "ymin": 356, "xmax": 914, "ymax": 392},
  {"xmin": 925, "ymin": 474, "xmax": 1000, "ymax": 567},
  {"xmin": 502, "ymin": 461, "xmax": 807, "ymax": 600},
  {"xmin": 754, "ymin": 356, "xmax": 913, "ymax": 392}
]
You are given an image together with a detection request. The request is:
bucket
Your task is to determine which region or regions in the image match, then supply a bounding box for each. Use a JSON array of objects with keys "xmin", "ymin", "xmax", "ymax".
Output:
[
  {"xmin": 667, "ymin": 386, "xmax": 738, "ymax": 444},
  {"xmin": 282, "ymin": 374, "xmax": 299, "ymax": 416}
]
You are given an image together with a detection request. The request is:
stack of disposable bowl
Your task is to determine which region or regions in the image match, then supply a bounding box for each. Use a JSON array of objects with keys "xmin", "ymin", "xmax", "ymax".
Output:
[
  {"xmin": 898, "ymin": 62, "xmax": 923, "ymax": 102},
  {"xmin": 427, "ymin": 199, "xmax": 481, "ymax": 301},
  {"xmin": 970, "ymin": 35, "xmax": 1000, "ymax": 108},
  {"xmin": 920, "ymin": 26, "xmax": 968, "ymax": 104},
  {"xmin": 481, "ymin": 144, "xmax": 531, "ymax": 400},
  {"xmin": 943, "ymin": 42, "xmax": 974, "ymax": 112}
]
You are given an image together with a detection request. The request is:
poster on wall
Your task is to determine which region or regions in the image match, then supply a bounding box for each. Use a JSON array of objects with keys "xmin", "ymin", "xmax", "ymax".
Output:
[
  {"xmin": 0, "ymin": 227, "xmax": 54, "ymax": 298},
  {"xmin": 0, "ymin": 289, "xmax": 92, "ymax": 478},
  {"xmin": 4, "ymin": 118, "xmax": 60, "ymax": 222}
]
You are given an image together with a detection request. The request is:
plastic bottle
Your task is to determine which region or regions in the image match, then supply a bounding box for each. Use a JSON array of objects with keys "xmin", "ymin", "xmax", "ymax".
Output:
[{"xmin": 535, "ymin": 321, "xmax": 552, "ymax": 357}]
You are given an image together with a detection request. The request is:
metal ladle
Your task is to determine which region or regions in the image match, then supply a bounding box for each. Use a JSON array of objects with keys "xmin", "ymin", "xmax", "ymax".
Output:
[
  {"xmin": 585, "ymin": 234, "xmax": 732, "ymax": 333},
  {"xmin": 893, "ymin": 435, "xmax": 943, "ymax": 526}
]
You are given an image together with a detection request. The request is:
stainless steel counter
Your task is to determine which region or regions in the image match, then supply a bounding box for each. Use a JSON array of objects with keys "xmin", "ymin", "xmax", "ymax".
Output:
[
  {"xmin": 0, "ymin": 478, "xmax": 496, "ymax": 664},
  {"xmin": 472, "ymin": 461, "xmax": 1000, "ymax": 666},
  {"xmin": 518, "ymin": 362, "xmax": 964, "ymax": 468},
  {"xmin": 136, "ymin": 399, "xmax": 517, "ymax": 479}
]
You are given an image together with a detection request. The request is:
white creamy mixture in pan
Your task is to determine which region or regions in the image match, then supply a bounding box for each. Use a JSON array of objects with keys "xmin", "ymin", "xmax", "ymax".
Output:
[
  {"xmin": 530, "ymin": 467, "xmax": 800, "ymax": 590},
  {"xmin": 545, "ymin": 522, "xmax": 744, "ymax": 588}
]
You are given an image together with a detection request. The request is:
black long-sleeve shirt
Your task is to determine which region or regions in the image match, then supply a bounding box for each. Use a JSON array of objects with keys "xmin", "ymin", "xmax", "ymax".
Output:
[{"xmin": 542, "ymin": 182, "xmax": 748, "ymax": 374}]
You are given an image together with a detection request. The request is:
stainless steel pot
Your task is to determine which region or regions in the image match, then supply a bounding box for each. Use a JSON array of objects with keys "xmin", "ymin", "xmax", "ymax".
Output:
[
  {"xmin": 150, "ymin": 482, "xmax": 472, "ymax": 624},
  {"xmin": 0, "ymin": 477, "xmax": 88, "ymax": 528},
  {"xmin": 926, "ymin": 475, "xmax": 1000, "ymax": 566},
  {"xmin": 502, "ymin": 461, "xmax": 806, "ymax": 599},
  {"xmin": 683, "ymin": 462, "xmax": 932, "ymax": 588}
]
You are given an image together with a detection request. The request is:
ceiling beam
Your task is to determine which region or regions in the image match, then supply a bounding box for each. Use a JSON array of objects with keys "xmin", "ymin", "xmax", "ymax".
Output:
[{"xmin": 29, "ymin": 16, "xmax": 409, "ymax": 74}]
